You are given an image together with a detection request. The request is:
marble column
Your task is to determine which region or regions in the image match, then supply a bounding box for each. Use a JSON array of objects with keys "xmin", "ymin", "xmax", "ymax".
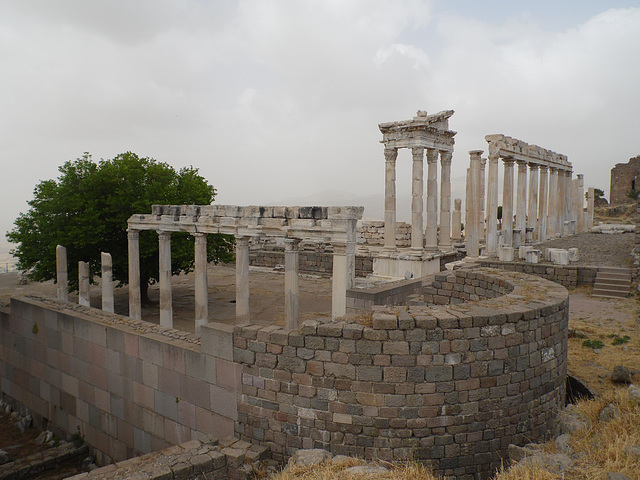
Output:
[
  {"xmin": 502, "ymin": 159, "xmax": 515, "ymax": 246},
  {"xmin": 331, "ymin": 242, "xmax": 348, "ymax": 319},
  {"xmin": 563, "ymin": 170, "xmax": 573, "ymax": 236},
  {"xmin": 194, "ymin": 233, "xmax": 208, "ymax": 334},
  {"xmin": 425, "ymin": 148, "xmax": 439, "ymax": 251},
  {"xmin": 284, "ymin": 238, "xmax": 300, "ymax": 331},
  {"xmin": 576, "ymin": 174, "xmax": 585, "ymax": 232},
  {"xmin": 537, "ymin": 166, "xmax": 549, "ymax": 241},
  {"xmin": 479, "ymin": 158, "xmax": 486, "ymax": 242},
  {"xmin": 587, "ymin": 187, "xmax": 595, "ymax": 230},
  {"xmin": 158, "ymin": 231, "xmax": 173, "ymax": 328},
  {"xmin": 465, "ymin": 167, "xmax": 470, "ymax": 239},
  {"xmin": 486, "ymin": 153, "xmax": 499, "ymax": 254},
  {"xmin": 527, "ymin": 164, "xmax": 539, "ymax": 240},
  {"xmin": 127, "ymin": 229, "xmax": 141, "ymax": 320},
  {"xmin": 411, "ymin": 147, "xmax": 424, "ymax": 250},
  {"xmin": 558, "ymin": 170, "xmax": 566, "ymax": 236},
  {"xmin": 467, "ymin": 151, "xmax": 483, "ymax": 257},
  {"xmin": 78, "ymin": 261, "xmax": 90, "ymax": 306},
  {"xmin": 101, "ymin": 252, "xmax": 114, "ymax": 313},
  {"xmin": 547, "ymin": 168, "xmax": 558, "ymax": 238},
  {"xmin": 56, "ymin": 244, "xmax": 68, "ymax": 302},
  {"xmin": 439, "ymin": 151, "xmax": 453, "ymax": 249},
  {"xmin": 346, "ymin": 219, "xmax": 357, "ymax": 290},
  {"xmin": 235, "ymin": 236, "xmax": 250, "ymax": 323},
  {"xmin": 515, "ymin": 161, "xmax": 528, "ymax": 241},
  {"xmin": 384, "ymin": 148, "xmax": 398, "ymax": 249},
  {"xmin": 451, "ymin": 198, "xmax": 462, "ymax": 241}
]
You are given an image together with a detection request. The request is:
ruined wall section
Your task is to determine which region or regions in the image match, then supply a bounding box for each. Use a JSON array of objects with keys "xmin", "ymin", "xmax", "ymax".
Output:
[
  {"xmin": 610, "ymin": 156, "xmax": 640, "ymax": 205},
  {"xmin": 233, "ymin": 269, "xmax": 568, "ymax": 479},
  {"xmin": 0, "ymin": 297, "xmax": 241, "ymax": 466}
]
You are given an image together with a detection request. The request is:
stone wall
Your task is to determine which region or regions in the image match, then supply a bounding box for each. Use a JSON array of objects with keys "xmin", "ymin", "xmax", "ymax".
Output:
[
  {"xmin": 249, "ymin": 247, "xmax": 374, "ymax": 278},
  {"xmin": 233, "ymin": 269, "xmax": 569, "ymax": 479},
  {"xmin": 358, "ymin": 220, "xmax": 411, "ymax": 248},
  {"xmin": 635, "ymin": 195, "xmax": 640, "ymax": 283},
  {"xmin": 417, "ymin": 271, "xmax": 513, "ymax": 305},
  {"xmin": 610, "ymin": 155, "xmax": 640, "ymax": 205},
  {"xmin": 477, "ymin": 261, "xmax": 597, "ymax": 288},
  {"xmin": 346, "ymin": 278, "xmax": 424, "ymax": 314},
  {"xmin": 0, "ymin": 296, "xmax": 241, "ymax": 466}
]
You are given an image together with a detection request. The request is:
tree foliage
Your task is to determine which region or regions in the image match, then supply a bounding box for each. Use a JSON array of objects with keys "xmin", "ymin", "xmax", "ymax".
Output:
[{"xmin": 7, "ymin": 152, "xmax": 234, "ymax": 299}]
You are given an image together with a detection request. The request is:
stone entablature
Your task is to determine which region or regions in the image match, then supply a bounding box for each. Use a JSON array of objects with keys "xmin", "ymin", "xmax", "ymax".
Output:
[
  {"xmin": 485, "ymin": 134, "xmax": 570, "ymax": 170},
  {"xmin": 379, "ymin": 110, "xmax": 456, "ymax": 152},
  {"xmin": 234, "ymin": 268, "xmax": 568, "ymax": 478}
]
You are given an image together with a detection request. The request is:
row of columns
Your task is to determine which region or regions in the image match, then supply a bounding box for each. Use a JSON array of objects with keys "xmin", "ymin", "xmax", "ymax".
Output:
[
  {"xmin": 55, "ymin": 245, "xmax": 114, "ymax": 313},
  {"xmin": 468, "ymin": 152, "xmax": 590, "ymax": 256},
  {"xmin": 127, "ymin": 228, "xmax": 357, "ymax": 334},
  {"xmin": 385, "ymin": 147, "xmax": 453, "ymax": 251}
]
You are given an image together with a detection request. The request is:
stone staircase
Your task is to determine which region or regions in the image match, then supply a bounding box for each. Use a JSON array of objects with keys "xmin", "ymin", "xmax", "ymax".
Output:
[{"xmin": 592, "ymin": 267, "xmax": 632, "ymax": 298}]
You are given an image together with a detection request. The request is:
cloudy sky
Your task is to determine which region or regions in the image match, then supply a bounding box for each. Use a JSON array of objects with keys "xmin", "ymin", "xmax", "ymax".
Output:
[{"xmin": 1, "ymin": 0, "xmax": 639, "ymax": 253}]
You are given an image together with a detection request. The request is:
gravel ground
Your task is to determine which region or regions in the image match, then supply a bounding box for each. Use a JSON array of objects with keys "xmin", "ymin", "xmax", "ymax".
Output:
[{"xmin": 536, "ymin": 232, "xmax": 634, "ymax": 268}]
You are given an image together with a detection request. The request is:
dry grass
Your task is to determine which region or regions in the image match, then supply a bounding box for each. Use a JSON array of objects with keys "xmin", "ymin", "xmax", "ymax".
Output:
[{"xmin": 269, "ymin": 459, "xmax": 440, "ymax": 480}]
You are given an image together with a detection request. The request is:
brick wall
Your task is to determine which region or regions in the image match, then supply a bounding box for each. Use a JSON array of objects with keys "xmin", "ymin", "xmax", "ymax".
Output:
[
  {"xmin": 417, "ymin": 271, "xmax": 513, "ymax": 305},
  {"xmin": 233, "ymin": 269, "xmax": 569, "ymax": 479},
  {"xmin": 0, "ymin": 297, "xmax": 241, "ymax": 466}
]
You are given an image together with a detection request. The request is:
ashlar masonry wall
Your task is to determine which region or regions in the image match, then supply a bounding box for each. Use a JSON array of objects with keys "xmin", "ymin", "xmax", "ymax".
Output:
[
  {"xmin": 0, "ymin": 296, "xmax": 241, "ymax": 466},
  {"xmin": 233, "ymin": 268, "xmax": 568, "ymax": 480}
]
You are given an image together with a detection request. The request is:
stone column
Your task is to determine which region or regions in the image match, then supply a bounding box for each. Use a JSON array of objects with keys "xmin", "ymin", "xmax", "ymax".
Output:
[
  {"xmin": 425, "ymin": 148, "xmax": 439, "ymax": 251},
  {"xmin": 451, "ymin": 198, "xmax": 462, "ymax": 241},
  {"xmin": 101, "ymin": 252, "xmax": 114, "ymax": 313},
  {"xmin": 587, "ymin": 187, "xmax": 595, "ymax": 230},
  {"xmin": 158, "ymin": 230, "xmax": 173, "ymax": 328},
  {"xmin": 563, "ymin": 170, "xmax": 573, "ymax": 236},
  {"xmin": 465, "ymin": 167, "xmax": 470, "ymax": 239},
  {"xmin": 194, "ymin": 233, "xmax": 208, "ymax": 334},
  {"xmin": 515, "ymin": 161, "xmax": 528, "ymax": 242},
  {"xmin": 127, "ymin": 229, "xmax": 142, "ymax": 320},
  {"xmin": 527, "ymin": 164, "xmax": 539, "ymax": 240},
  {"xmin": 486, "ymin": 153, "xmax": 499, "ymax": 254},
  {"xmin": 479, "ymin": 158, "xmax": 486, "ymax": 242},
  {"xmin": 78, "ymin": 261, "xmax": 90, "ymax": 306},
  {"xmin": 284, "ymin": 238, "xmax": 300, "ymax": 331},
  {"xmin": 467, "ymin": 151, "xmax": 483, "ymax": 257},
  {"xmin": 235, "ymin": 236, "xmax": 250, "ymax": 324},
  {"xmin": 502, "ymin": 159, "xmax": 515, "ymax": 246},
  {"xmin": 537, "ymin": 166, "xmax": 549, "ymax": 241},
  {"xmin": 439, "ymin": 151, "xmax": 452, "ymax": 249},
  {"xmin": 384, "ymin": 147, "xmax": 398, "ymax": 249},
  {"xmin": 346, "ymin": 219, "xmax": 357, "ymax": 289},
  {"xmin": 56, "ymin": 245, "xmax": 68, "ymax": 302},
  {"xmin": 577, "ymin": 174, "xmax": 585, "ymax": 232},
  {"xmin": 547, "ymin": 168, "xmax": 558, "ymax": 238},
  {"xmin": 331, "ymin": 242, "xmax": 348, "ymax": 319},
  {"xmin": 411, "ymin": 147, "xmax": 424, "ymax": 250}
]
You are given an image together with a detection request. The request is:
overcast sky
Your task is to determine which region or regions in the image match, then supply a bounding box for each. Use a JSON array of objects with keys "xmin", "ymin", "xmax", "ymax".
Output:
[{"xmin": 2, "ymin": 0, "xmax": 639, "ymax": 253}]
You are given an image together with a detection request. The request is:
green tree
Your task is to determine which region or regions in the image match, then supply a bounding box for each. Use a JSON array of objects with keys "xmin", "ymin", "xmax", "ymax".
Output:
[{"xmin": 7, "ymin": 152, "xmax": 234, "ymax": 304}]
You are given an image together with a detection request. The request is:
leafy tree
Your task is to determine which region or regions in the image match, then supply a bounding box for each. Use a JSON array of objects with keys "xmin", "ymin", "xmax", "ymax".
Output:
[{"xmin": 7, "ymin": 152, "xmax": 234, "ymax": 304}]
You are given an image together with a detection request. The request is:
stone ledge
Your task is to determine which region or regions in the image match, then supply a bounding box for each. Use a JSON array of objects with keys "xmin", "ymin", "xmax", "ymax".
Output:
[{"xmin": 0, "ymin": 441, "xmax": 88, "ymax": 480}]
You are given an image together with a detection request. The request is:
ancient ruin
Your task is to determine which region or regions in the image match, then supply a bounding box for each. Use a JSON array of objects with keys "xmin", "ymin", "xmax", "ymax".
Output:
[
  {"xmin": 1, "ymin": 108, "xmax": 607, "ymax": 480},
  {"xmin": 610, "ymin": 155, "xmax": 640, "ymax": 204}
]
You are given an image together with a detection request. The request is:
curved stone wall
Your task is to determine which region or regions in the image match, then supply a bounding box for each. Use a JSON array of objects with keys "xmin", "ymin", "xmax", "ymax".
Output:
[{"xmin": 233, "ymin": 268, "xmax": 568, "ymax": 480}]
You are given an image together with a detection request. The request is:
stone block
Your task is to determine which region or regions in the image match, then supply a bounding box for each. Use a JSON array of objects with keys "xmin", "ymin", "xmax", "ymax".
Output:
[
  {"xmin": 518, "ymin": 246, "xmax": 534, "ymax": 260},
  {"xmin": 201, "ymin": 323, "xmax": 235, "ymax": 361},
  {"xmin": 568, "ymin": 248, "xmax": 579, "ymax": 262},
  {"xmin": 498, "ymin": 246, "xmax": 514, "ymax": 262},
  {"xmin": 525, "ymin": 250, "xmax": 540, "ymax": 264},
  {"xmin": 550, "ymin": 249, "xmax": 569, "ymax": 266}
]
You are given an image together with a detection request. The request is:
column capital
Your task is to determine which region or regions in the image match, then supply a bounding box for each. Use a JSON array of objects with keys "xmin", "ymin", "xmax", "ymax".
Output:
[
  {"xmin": 411, "ymin": 146, "xmax": 424, "ymax": 160},
  {"xmin": 538, "ymin": 164, "xmax": 548, "ymax": 172},
  {"xmin": 516, "ymin": 160, "xmax": 528, "ymax": 170},
  {"xmin": 480, "ymin": 157, "xmax": 487, "ymax": 168},
  {"xmin": 193, "ymin": 231, "xmax": 207, "ymax": 238},
  {"xmin": 127, "ymin": 228, "xmax": 140, "ymax": 239},
  {"xmin": 284, "ymin": 238, "xmax": 301, "ymax": 251},
  {"xmin": 502, "ymin": 157, "xmax": 515, "ymax": 165},
  {"xmin": 158, "ymin": 230, "xmax": 172, "ymax": 240},
  {"xmin": 528, "ymin": 163, "xmax": 539, "ymax": 171},
  {"xmin": 426, "ymin": 148, "xmax": 439, "ymax": 164},
  {"xmin": 549, "ymin": 166, "xmax": 558, "ymax": 173},
  {"xmin": 469, "ymin": 150, "xmax": 483, "ymax": 159},
  {"xmin": 440, "ymin": 150, "xmax": 452, "ymax": 165},
  {"xmin": 235, "ymin": 235, "xmax": 250, "ymax": 246},
  {"xmin": 384, "ymin": 147, "xmax": 398, "ymax": 163},
  {"xmin": 332, "ymin": 242, "xmax": 347, "ymax": 255}
]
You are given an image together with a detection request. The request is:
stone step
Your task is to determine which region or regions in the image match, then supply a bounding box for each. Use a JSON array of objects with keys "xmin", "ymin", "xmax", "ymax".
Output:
[
  {"xmin": 594, "ymin": 277, "xmax": 631, "ymax": 286},
  {"xmin": 597, "ymin": 266, "xmax": 632, "ymax": 274},
  {"xmin": 592, "ymin": 287, "xmax": 630, "ymax": 298},
  {"xmin": 597, "ymin": 272, "xmax": 632, "ymax": 281}
]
